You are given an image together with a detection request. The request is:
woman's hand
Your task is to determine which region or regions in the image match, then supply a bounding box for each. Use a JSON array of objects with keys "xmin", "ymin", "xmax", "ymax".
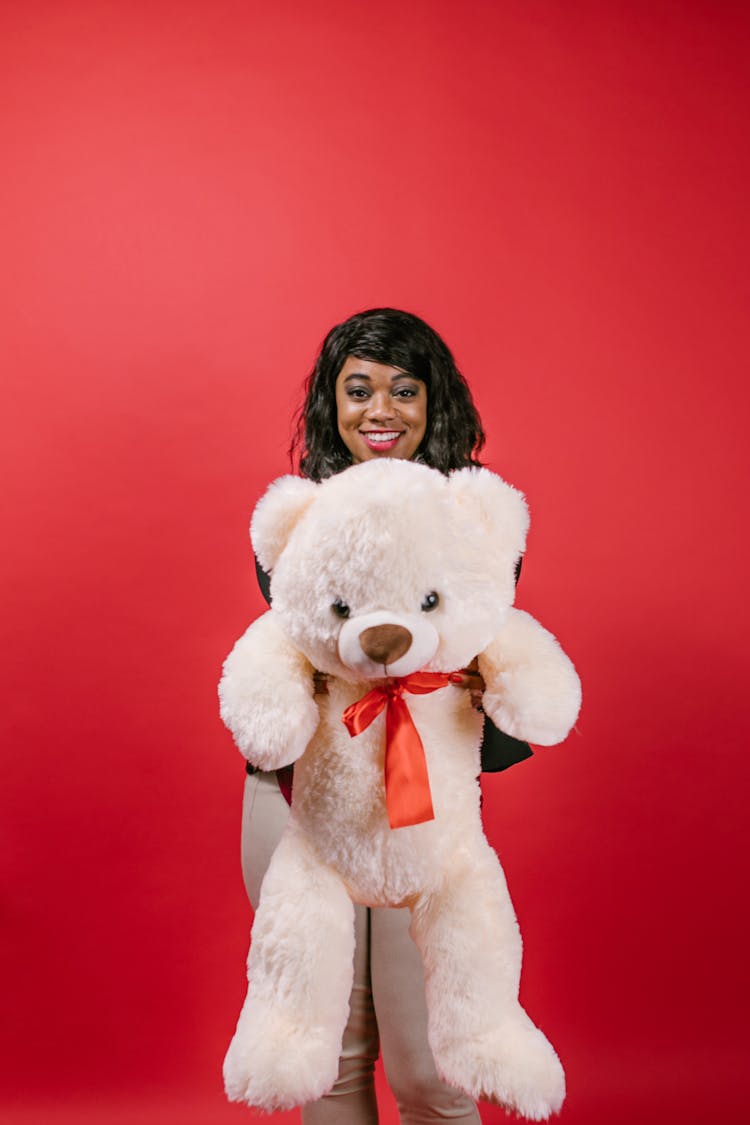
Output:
[
  {"xmin": 314, "ymin": 664, "xmax": 486, "ymax": 710},
  {"xmin": 313, "ymin": 671, "xmax": 330, "ymax": 696},
  {"xmin": 449, "ymin": 658, "xmax": 486, "ymax": 712}
]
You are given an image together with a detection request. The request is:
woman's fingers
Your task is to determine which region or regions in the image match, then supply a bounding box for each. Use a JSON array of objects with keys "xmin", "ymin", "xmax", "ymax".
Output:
[
  {"xmin": 313, "ymin": 671, "xmax": 329, "ymax": 696},
  {"xmin": 317, "ymin": 668, "xmax": 484, "ymax": 707},
  {"xmin": 448, "ymin": 668, "xmax": 486, "ymax": 712},
  {"xmin": 448, "ymin": 670, "xmax": 485, "ymax": 692}
]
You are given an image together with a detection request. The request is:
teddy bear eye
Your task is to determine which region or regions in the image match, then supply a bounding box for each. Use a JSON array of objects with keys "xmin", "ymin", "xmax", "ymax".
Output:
[
  {"xmin": 331, "ymin": 598, "xmax": 351, "ymax": 619},
  {"xmin": 421, "ymin": 591, "xmax": 440, "ymax": 612}
]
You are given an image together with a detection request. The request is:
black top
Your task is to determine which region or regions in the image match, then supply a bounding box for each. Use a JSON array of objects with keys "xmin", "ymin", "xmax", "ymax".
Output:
[{"xmin": 254, "ymin": 557, "xmax": 532, "ymax": 774}]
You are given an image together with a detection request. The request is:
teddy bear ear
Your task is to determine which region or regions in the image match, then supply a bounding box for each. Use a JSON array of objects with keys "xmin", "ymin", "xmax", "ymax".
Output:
[
  {"xmin": 447, "ymin": 466, "xmax": 530, "ymax": 562},
  {"xmin": 250, "ymin": 475, "xmax": 319, "ymax": 572}
]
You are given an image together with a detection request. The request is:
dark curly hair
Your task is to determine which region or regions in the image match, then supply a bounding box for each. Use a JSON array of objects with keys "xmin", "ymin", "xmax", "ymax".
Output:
[{"xmin": 291, "ymin": 308, "xmax": 485, "ymax": 481}]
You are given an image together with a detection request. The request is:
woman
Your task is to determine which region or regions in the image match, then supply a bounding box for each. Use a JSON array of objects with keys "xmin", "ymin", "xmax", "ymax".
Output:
[{"xmin": 241, "ymin": 308, "xmax": 532, "ymax": 1125}]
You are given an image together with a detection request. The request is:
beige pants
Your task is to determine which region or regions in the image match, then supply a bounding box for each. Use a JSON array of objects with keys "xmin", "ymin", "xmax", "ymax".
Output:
[{"xmin": 241, "ymin": 771, "xmax": 480, "ymax": 1125}]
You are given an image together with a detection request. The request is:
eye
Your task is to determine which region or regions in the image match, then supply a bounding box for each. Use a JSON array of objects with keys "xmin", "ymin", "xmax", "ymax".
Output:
[
  {"xmin": 421, "ymin": 591, "xmax": 440, "ymax": 612},
  {"xmin": 331, "ymin": 598, "xmax": 351, "ymax": 619},
  {"xmin": 346, "ymin": 386, "xmax": 369, "ymax": 399}
]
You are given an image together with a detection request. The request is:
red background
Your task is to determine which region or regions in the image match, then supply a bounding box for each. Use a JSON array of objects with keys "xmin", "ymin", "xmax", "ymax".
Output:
[{"xmin": 2, "ymin": 2, "xmax": 748, "ymax": 1122}]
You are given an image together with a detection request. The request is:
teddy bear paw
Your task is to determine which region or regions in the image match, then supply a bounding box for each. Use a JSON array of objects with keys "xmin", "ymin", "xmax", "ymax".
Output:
[
  {"xmin": 223, "ymin": 1012, "xmax": 340, "ymax": 1111},
  {"xmin": 434, "ymin": 1016, "xmax": 565, "ymax": 1121}
]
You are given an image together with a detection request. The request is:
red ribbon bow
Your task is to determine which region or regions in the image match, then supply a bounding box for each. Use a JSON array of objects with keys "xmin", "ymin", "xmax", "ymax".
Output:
[{"xmin": 342, "ymin": 672, "xmax": 453, "ymax": 829}]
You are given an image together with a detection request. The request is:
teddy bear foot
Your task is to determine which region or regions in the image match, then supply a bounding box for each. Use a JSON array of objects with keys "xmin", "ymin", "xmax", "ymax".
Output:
[
  {"xmin": 434, "ymin": 1016, "xmax": 565, "ymax": 1121},
  {"xmin": 223, "ymin": 1012, "xmax": 340, "ymax": 1111}
]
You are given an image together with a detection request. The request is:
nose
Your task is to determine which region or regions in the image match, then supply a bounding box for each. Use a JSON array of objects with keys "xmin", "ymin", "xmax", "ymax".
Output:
[
  {"xmin": 365, "ymin": 391, "xmax": 396, "ymax": 421},
  {"xmin": 359, "ymin": 624, "xmax": 412, "ymax": 665}
]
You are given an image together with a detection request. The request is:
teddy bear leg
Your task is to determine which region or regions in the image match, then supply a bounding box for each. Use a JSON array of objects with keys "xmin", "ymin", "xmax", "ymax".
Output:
[
  {"xmin": 410, "ymin": 844, "xmax": 565, "ymax": 1121},
  {"xmin": 223, "ymin": 827, "xmax": 356, "ymax": 1111}
]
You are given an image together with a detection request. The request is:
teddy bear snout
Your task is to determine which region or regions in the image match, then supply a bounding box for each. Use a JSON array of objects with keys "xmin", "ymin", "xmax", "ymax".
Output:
[{"xmin": 359, "ymin": 624, "xmax": 412, "ymax": 665}]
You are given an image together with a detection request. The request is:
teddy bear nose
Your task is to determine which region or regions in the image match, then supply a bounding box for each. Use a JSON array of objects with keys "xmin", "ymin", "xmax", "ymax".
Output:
[{"xmin": 359, "ymin": 624, "xmax": 413, "ymax": 665}]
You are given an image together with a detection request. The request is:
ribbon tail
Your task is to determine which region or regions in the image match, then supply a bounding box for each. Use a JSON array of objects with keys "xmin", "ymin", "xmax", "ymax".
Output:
[
  {"xmin": 343, "ymin": 689, "xmax": 387, "ymax": 737},
  {"xmin": 384, "ymin": 695, "xmax": 435, "ymax": 829}
]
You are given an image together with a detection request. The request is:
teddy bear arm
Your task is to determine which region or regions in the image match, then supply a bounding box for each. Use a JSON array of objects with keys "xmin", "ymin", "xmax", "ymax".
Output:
[
  {"xmin": 478, "ymin": 608, "xmax": 581, "ymax": 746},
  {"xmin": 218, "ymin": 611, "xmax": 319, "ymax": 770}
]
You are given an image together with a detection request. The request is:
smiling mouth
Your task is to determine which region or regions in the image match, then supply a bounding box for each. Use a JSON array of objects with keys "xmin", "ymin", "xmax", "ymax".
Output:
[{"xmin": 361, "ymin": 430, "xmax": 403, "ymax": 450}]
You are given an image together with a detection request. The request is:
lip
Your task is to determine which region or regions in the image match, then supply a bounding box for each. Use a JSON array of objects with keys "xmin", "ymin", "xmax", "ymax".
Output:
[{"xmin": 360, "ymin": 430, "xmax": 404, "ymax": 452}]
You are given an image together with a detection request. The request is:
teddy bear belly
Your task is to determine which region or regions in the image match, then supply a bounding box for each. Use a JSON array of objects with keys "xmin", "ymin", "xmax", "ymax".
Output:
[
  {"xmin": 291, "ymin": 796, "xmax": 479, "ymax": 906},
  {"xmin": 290, "ymin": 707, "xmax": 484, "ymax": 907}
]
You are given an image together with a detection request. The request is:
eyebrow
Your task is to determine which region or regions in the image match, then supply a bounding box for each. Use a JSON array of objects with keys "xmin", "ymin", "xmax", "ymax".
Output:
[{"xmin": 342, "ymin": 370, "xmax": 417, "ymax": 383}]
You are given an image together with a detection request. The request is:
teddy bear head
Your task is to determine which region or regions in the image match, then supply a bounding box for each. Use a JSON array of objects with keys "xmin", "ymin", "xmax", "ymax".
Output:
[{"xmin": 250, "ymin": 459, "xmax": 528, "ymax": 683}]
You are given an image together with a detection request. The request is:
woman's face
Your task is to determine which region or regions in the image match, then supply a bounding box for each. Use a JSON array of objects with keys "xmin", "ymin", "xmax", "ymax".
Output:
[{"xmin": 335, "ymin": 356, "xmax": 427, "ymax": 464}]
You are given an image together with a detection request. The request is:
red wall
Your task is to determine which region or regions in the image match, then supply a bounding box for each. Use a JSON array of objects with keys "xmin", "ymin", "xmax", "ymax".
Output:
[{"xmin": 2, "ymin": 3, "xmax": 748, "ymax": 1122}]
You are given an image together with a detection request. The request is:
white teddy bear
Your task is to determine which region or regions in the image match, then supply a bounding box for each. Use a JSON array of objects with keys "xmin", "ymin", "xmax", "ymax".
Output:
[{"xmin": 220, "ymin": 458, "xmax": 581, "ymax": 1121}]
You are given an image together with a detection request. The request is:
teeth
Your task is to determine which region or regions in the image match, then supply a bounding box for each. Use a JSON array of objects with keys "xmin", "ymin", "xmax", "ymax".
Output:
[{"xmin": 366, "ymin": 432, "xmax": 400, "ymax": 442}]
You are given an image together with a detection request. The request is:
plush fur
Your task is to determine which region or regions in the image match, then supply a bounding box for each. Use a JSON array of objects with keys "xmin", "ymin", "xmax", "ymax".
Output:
[{"xmin": 220, "ymin": 459, "xmax": 581, "ymax": 1120}]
